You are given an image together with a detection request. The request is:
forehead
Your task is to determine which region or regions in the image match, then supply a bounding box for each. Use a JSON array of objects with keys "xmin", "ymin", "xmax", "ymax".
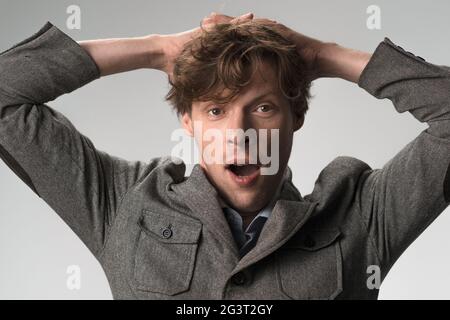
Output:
[
  {"xmin": 195, "ymin": 59, "xmax": 283, "ymax": 107},
  {"xmin": 244, "ymin": 59, "xmax": 279, "ymax": 90}
]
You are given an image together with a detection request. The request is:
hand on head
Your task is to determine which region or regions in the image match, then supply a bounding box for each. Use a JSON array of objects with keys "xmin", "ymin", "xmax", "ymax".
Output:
[
  {"xmin": 160, "ymin": 12, "xmax": 327, "ymax": 82},
  {"xmin": 161, "ymin": 12, "xmax": 254, "ymax": 81}
]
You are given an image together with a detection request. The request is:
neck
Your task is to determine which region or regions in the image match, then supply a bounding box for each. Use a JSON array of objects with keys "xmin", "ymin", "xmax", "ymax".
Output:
[{"xmin": 241, "ymin": 214, "xmax": 257, "ymax": 230}]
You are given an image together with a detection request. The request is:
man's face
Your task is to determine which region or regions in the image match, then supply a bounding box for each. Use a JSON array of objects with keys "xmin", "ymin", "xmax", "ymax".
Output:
[{"xmin": 182, "ymin": 60, "xmax": 304, "ymax": 214}]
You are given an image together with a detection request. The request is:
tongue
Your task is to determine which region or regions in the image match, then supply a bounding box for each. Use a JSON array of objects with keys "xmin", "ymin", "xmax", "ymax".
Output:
[{"xmin": 231, "ymin": 164, "xmax": 260, "ymax": 176}]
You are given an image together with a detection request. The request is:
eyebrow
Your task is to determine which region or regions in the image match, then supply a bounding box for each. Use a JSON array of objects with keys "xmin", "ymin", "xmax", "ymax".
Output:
[
  {"xmin": 203, "ymin": 90, "xmax": 279, "ymax": 109},
  {"xmin": 243, "ymin": 91, "xmax": 278, "ymax": 108}
]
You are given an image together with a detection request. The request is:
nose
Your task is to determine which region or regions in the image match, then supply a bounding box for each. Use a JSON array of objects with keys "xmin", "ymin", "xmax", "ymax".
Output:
[{"xmin": 226, "ymin": 110, "xmax": 251, "ymax": 147}]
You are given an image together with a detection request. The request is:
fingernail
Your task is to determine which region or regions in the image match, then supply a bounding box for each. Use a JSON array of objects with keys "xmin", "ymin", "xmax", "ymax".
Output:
[{"xmin": 243, "ymin": 12, "xmax": 253, "ymax": 17}]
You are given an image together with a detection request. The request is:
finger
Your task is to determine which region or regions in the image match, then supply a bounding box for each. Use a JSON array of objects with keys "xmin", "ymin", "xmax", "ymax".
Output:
[
  {"xmin": 201, "ymin": 12, "xmax": 253, "ymax": 31},
  {"xmin": 230, "ymin": 12, "xmax": 254, "ymax": 24},
  {"xmin": 252, "ymin": 17, "xmax": 276, "ymax": 24},
  {"xmin": 208, "ymin": 12, "xmax": 253, "ymax": 24},
  {"xmin": 204, "ymin": 12, "xmax": 233, "ymax": 23},
  {"xmin": 209, "ymin": 12, "xmax": 233, "ymax": 20}
]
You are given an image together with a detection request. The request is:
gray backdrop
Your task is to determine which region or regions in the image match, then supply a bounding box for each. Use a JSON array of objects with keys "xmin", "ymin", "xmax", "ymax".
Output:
[{"xmin": 0, "ymin": 0, "xmax": 449, "ymax": 299}]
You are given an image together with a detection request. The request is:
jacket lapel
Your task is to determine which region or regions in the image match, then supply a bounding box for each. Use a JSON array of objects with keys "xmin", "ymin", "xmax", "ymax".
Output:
[
  {"xmin": 234, "ymin": 168, "xmax": 319, "ymax": 273},
  {"xmin": 171, "ymin": 164, "xmax": 240, "ymax": 258},
  {"xmin": 171, "ymin": 164, "xmax": 318, "ymax": 272}
]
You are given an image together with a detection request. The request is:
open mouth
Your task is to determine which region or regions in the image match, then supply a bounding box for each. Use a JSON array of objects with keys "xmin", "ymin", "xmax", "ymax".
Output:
[
  {"xmin": 226, "ymin": 164, "xmax": 261, "ymax": 176},
  {"xmin": 225, "ymin": 163, "xmax": 261, "ymax": 187}
]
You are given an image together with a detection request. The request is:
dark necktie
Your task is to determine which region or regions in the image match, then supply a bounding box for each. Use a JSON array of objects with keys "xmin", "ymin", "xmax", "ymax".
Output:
[
  {"xmin": 238, "ymin": 216, "xmax": 268, "ymax": 258},
  {"xmin": 223, "ymin": 208, "xmax": 268, "ymax": 258}
]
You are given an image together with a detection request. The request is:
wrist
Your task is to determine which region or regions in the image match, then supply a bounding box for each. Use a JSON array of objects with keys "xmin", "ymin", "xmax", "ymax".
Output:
[
  {"xmin": 141, "ymin": 34, "xmax": 167, "ymax": 71},
  {"xmin": 316, "ymin": 42, "xmax": 372, "ymax": 83},
  {"xmin": 315, "ymin": 42, "xmax": 340, "ymax": 78}
]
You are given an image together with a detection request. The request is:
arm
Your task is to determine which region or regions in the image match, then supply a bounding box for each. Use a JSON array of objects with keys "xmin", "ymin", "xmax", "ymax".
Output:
[
  {"xmin": 315, "ymin": 42, "xmax": 372, "ymax": 83},
  {"xmin": 0, "ymin": 13, "xmax": 254, "ymax": 258},
  {"xmin": 78, "ymin": 34, "xmax": 166, "ymax": 76},
  {"xmin": 252, "ymin": 17, "xmax": 372, "ymax": 83},
  {"xmin": 78, "ymin": 12, "xmax": 255, "ymax": 78},
  {"xmin": 269, "ymin": 20, "xmax": 449, "ymax": 277},
  {"xmin": 318, "ymin": 37, "xmax": 450, "ymax": 275},
  {"xmin": 0, "ymin": 22, "xmax": 166, "ymax": 257},
  {"xmin": 355, "ymin": 39, "xmax": 450, "ymax": 275}
]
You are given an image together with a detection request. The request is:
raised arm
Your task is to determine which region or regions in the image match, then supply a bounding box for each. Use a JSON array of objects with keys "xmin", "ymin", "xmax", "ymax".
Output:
[
  {"xmin": 77, "ymin": 12, "xmax": 255, "ymax": 78},
  {"xmin": 0, "ymin": 13, "xmax": 254, "ymax": 258},
  {"xmin": 324, "ymin": 38, "xmax": 450, "ymax": 276},
  {"xmin": 269, "ymin": 19, "xmax": 450, "ymax": 277},
  {"xmin": 355, "ymin": 39, "xmax": 450, "ymax": 275},
  {"xmin": 0, "ymin": 22, "xmax": 158, "ymax": 257},
  {"xmin": 251, "ymin": 17, "xmax": 372, "ymax": 82},
  {"xmin": 77, "ymin": 34, "xmax": 165, "ymax": 77}
]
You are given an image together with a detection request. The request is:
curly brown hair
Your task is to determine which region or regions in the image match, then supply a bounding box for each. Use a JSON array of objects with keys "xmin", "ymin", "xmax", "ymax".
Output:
[{"xmin": 164, "ymin": 20, "xmax": 312, "ymax": 119}]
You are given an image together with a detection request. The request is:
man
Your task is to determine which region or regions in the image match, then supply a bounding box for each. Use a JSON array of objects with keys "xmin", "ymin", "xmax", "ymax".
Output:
[{"xmin": 0, "ymin": 12, "xmax": 448, "ymax": 299}]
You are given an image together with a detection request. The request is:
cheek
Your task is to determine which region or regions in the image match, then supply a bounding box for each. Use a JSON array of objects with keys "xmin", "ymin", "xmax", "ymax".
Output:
[
  {"xmin": 260, "ymin": 110, "xmax": 294, "ymax": 131},
  {"xmin": 270, "ymin": 120, "xmax": 294, "ymax": 165},
  {"xmin": 265, "ymin": 114, "xmax": 294, "ymax": 143},
  {"xmin": 275, "ymin": 129, "xmax": 293, "ymax": 161}
]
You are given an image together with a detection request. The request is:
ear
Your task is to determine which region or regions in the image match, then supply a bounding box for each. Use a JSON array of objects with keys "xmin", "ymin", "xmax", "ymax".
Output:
[
  {"xmin": 181, "ymin": 112, "xmax": 194, "ymax": 136},
  {"xmin": 293, "ymin": 114, "xmax": 304, "ymax": 132}
]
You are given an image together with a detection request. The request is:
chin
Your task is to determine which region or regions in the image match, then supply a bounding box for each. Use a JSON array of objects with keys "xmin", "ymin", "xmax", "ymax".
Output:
[{"xmin": 222, "ymin": 187, "xmax": 269, "ymax": 212}]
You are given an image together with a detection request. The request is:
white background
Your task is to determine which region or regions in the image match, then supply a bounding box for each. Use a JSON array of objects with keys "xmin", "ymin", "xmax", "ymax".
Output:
[{"xmin": 0, "ymin": 0, "xmax": 449, "ymax": 299}]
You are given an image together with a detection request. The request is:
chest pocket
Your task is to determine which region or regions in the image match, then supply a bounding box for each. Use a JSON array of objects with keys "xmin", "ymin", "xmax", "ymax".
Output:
[
  {"xmin": 276, "ymin": 228, "xmax": 343, "ymax": 300},
  {"xmin": 133, "ymin": 209, "xmax": 202, "ymax": 296}
]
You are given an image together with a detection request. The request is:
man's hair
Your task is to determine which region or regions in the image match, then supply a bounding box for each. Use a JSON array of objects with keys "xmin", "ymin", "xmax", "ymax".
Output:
[{"xmin": 165, "ymin": 20, "xmax": 312, "ymax": 119}]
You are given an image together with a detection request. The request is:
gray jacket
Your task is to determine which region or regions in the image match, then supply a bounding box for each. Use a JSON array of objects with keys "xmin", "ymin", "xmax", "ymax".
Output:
[{"xmin": 0, "ymin": 22, "xmax": 449, "ymax": 300}]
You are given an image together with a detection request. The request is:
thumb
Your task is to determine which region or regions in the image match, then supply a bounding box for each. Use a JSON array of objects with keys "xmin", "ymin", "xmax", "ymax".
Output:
[{"xmin": 231, "ymin": 12, "xmax": 254, "ymax": 24}]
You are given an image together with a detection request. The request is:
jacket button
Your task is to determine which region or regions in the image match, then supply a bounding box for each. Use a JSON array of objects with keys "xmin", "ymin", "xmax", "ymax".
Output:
[
  {"xmin": 231, "ymin": 271, "xmax": 248, "ymax": 285},
  {"xmin": 303, "ymin": 235, "xmax": 316, "ymax": 248},
  {"xmin": 161, "ymin": 227, "xmax": 173, "ymax": 239}
]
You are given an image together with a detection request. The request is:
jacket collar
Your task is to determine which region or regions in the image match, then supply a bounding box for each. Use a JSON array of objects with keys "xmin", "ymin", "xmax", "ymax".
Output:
[
  {"xmin": 171, "ymin": 163, "xmax": 317, "ymax": 267},
  {"xmin": 171, "ymin": 164, "xmax": 239, "ymax": 258}
]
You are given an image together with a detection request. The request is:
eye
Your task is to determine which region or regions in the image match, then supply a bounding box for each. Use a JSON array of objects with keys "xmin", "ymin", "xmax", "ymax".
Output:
[
  {"xmin": 255, "ymin": 104, "xmax": 273, "ymax": 113},
  {"xmin": 207, "ymin": 107, "xmax": 223, "ymax": 117}
]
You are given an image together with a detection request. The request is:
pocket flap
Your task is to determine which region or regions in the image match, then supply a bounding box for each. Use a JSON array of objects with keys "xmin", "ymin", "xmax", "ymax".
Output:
[
  {"xmin": 138, "ymin": 209, "xmax": 202, "ymax": 244},
  {"xmin": 284, "ymin": 228, "xmax": 341, "ymax": 251}
]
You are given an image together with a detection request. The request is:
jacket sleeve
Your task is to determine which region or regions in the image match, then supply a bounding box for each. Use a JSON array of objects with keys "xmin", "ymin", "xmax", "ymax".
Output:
[
  {"xmin": 0, "ymin": 22, "xmax": 151, "ymax": 258},
  {"xmin": 356, "ymin": 37, "xmax": 450, "ymax": 276}
]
